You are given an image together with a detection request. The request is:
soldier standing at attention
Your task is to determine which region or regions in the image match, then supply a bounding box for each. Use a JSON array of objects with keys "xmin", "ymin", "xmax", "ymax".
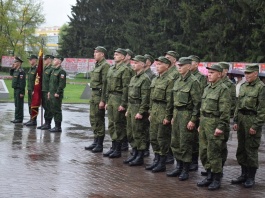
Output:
[
  {"xmin": 37, "ymin": 55, "xmax": 54, "ymax": 130},
  {"xmin": 145, "ymin": 56, "xmax": 174, "ymax": 173},
  {"xmin": 124, "ymin": 55, "xmax": 151, "ymax": 166},
  {"xmin": 104, "ymin": 48, "xmax": 131, "ymax": 158},
  {"xmin": 48, "ymin": 55, "xmax": 66, "ymax": 132},
  {"xmin": 232, "ymin": 64, "xmax": 265, "ymax": 188},
  {"xmin": 85, "ymin": 46, "xmax": 110, "ymax": 153},
  {"xmin": 197, "ymin": 64, "xmax": 230, "ymax": 190},
  {"xmin": 10, "ymin": 57, "xmax": 26, "ymax": 123},
  {"xmin": 24, "ymin": 54, "xmax": 38, "ymax": 126},
  {"xmin": 166, "ymin": 57, "xmax": 201, "ymax": 181}
]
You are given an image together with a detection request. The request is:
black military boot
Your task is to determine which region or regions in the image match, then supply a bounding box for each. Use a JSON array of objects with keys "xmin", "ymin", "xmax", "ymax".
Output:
[
  {"xmin": 26, "ymin": 118, "xmax": 37, "ymax": 126},
  {"xmin": 49, "ymin": 121, "xmax": 62, "ymax": 132},
  {"xmin": 121, "ymin": 137, "xmax": 129, "ymax": 151},
  {"xmin": 103, "ymin": 141, "xmax": 116, "ymax": 157},
  {"xmin": 109, "ymin": 141, "xmax": 122, "ymax": 158},
  {"xmin": 208, "ymin": 173, "xmax": 221, "ymax": 190},
  {"xmin": 179, "ymin": 162, "xmax": 190, "ymax": 181},
  {"xmin": 152, "ymin": 155, "xmax": 166, "ymax": 173},
  {"xmin": 129, "ymin": 150, "xmax": 144, "ymax": 166},
  {"xmin": 23, "ymin": 120, "xmax": 31, "ymax": 125},
  {"xmin": 144, "ymin": 142, "xmax": 150, "ymax": 157},
  {"xmin": 85, "ymin": 137, "xmax": 98, "ymax": 150},
  {"xmin": 166, "ymin": 160, "xmax": 183, "ymax": 177},
  {"xmin": 189, "ymin": 153, "xmax": 198, "ymax": 171},
  {"xmin": 197, "ymin": 169, "xmax": 213, "ymax": 187},
  {"xmin": 145, "ymin": 153, "xmax": 160, "ymax": 170},
  {"xmin": 41, "ymin": 119, "xmax": 52, "ymax": 130},
  {"xmin": 37, "ymin": 120, "xmax": 47, "ymax": 129},
  {"xmin": 201, "ymin": 170, "xmax": 207, "ymax": 176},
  {"xmin": 231, "ymin": 165, "xmax": 247, "ymax": 184},
  {"xmin": 124, "ymin": 148, "xmax": 138, "ymax": 164},
  {"xmin": 244, "ymin": 167, "xmax": 256, "ymax": 188},
  {"xmin": 92, "ymin": 136, "xmax": 104, "ymax": 153},
  {"xmin": 165, "ymin": 150, "xmax": 174, "ymax": 164}
]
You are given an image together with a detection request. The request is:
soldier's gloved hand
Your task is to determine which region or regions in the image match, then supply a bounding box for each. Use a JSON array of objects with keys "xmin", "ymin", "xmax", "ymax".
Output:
[
  {"xmin": 249, "ymin": 128, "xmax": 256, "ymax": 135},
  {"xmin": 214, "ymin": 128, "xmax": 223, "ymax": 136},
  {"xmin": 187, "ymin": 121, "xmax": 195, "ymax": 131},
  {"xmin": 233, "ymin": 124, "xmax": 238, "ymax": 131}
]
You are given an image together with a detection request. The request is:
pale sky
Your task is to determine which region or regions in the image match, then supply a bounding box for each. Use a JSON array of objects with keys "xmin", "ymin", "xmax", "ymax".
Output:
[{"xmin": 41, "ymin": 0, "xmax": 77, "ymax": 27}]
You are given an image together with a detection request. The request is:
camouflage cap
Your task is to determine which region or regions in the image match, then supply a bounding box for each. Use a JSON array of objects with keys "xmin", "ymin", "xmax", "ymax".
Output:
[
  {"xmin": 27, "ymin": 54, "xmax": 38, "ymax": 60},
  {"xmin": 94, "ymin": 46, "xmax": 107, "ymax": 54},
  {"xmin": 114, "ymin": 48, "xmax": 127, "ymax": 56},
  {"xmin": 188, "ymin": 55, "xmax": 200, "ymax": 63},
  {"xmin": 206, "ymin": 64, "xmax": 223, "ymax": 72},
  {"xmin": 14, "ymin": 56, "xmax": 23, "ymax": 63},
  {"xmin": 144, "ymin": 54, "xmax": 155, "ymax": 64},
  {"xmin": 132, "ymin": 55, "xmax": 147, "ymax": 63},
  {"xmin": 178, "ymin": 57, "xmax": 192, "ymax": 65},
  {"xmin": 54, "ymin": 55, "xmax": 64, "ymax": 62},
  {"xmin": 245, "ymin": 64, "xmax": 259, "ymax": 73},
  {"xmin": 44, "ymin": 55, "xmax": 54, "ymax": 60},
  {"xmin": 155, "ymin": 56, "xmax": 171, "ymax": 65},
  {"xmin": 125, "ymin": 49, "xmax": 134, "ymax": 58},
  {"xmin": 218, "ymin": 62, "xmax": 230, "ymax": 70},
  {"xmin": 165, "ymin": 51, "xmax": 179, "ymax": 59}
]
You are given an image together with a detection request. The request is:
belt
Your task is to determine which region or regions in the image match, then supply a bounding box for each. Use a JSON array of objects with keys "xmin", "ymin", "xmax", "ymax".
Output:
[
  {"xmin": 129, "ymin": 99, "xmax": 141, "ymax": 104},
  {"xmin": 239, "ymin": 109, "xmax": 257, "ymax": 115},
  {"xmin": 201, "ymin": 111, "xmax": 219, "ymax": 118},
  {"xmin": 175, "ymin": 106, "xmax": 190, "ymax": 111},
  {"xmin": 109, "ymin": 91, "xmax": 122, "ymax": 95},
  {"xmin": 92, "ymin": 88, "xmax": 101, "ymax": 91}
]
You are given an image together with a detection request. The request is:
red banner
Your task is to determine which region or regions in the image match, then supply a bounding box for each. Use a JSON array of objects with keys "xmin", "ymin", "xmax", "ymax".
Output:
[{"xmin": 30, "ymin": 49, "xmax": 43, "ymax": 119}]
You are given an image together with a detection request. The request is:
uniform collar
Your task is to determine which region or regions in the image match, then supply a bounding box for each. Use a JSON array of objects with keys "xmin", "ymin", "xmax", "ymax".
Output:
[
  {"xmin": 192, "ymin": 68, "xmax": 199, "ymax": 75},
  {"xmin": 135, "ymin": 70, "xmax": 144, "ymax": 77},
  {"xmin": 210, "ymin": 78, "xmax": 222, "ymax": 88},
  {"xmin": 96, "ymin": 58, "xmax": 106, "ymax": 66},
  {"xmin": 246, "ymin": 77, "xmax": 260, "ymax": 86},
  {"xmin": 158, "ymin": 69, "xmax": 170, "ymax": 79},
  {"xmin": 180, "ymin": 71, "xmax": 191, "ymax": 81}
]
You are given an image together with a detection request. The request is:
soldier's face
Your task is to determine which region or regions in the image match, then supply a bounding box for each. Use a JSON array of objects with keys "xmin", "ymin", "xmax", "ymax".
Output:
[
  {"xmin": 190, "ymin": 61, "xmax": 197, "ymax": 71},
  {"xmin": 156, "ymin": 61, "xmax": 169, "ymax": 74},
  {"xmin": 132, "ymin": 61, "xmax": 144, "ymax": 72},
  {"xmin": 13, "ymin": 61, "xmax": 21, "ymax": 69},
  {"xmin": 245, "ymin": 71, "xmax": 258, "ymax": 83},
  {"xmin": 207, "ymin": 69, "xmax": 221, "ymax": 83},
  {"xmin": 125, "ymin": 54, "xmax": 131, "ymax": 61},
  {"xmin": 29, "ymin": 59, "xmax": 37, "ymax": 66},
  {"xmin": 165, "ymin": 55, "xmax": 176, "ymax": 65},
  {"xmin": 178, "ymin": 64, "xmax": 191, "ymax": 75},
  {"xmin": 94, "ymin": 50, "xmax": 104, "ymax": 61},
  {"xmin": 114, "ymin": 52, "xmax": 125, "ymax": 63},
  {"xmin": 53, "ymin": 58, "xmax": 61, "ymax": 66}
]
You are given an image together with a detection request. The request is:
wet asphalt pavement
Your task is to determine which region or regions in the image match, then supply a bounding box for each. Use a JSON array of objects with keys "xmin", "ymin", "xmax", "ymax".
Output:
[{"xmin": 1, "ymin": 102, "xmax": 265, "ymax": 198}]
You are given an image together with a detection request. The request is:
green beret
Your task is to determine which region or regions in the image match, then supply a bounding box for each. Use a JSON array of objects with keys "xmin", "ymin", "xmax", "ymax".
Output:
[
  {"xmin": 206, "ymin": 64, "xmax": 223, "ymax": 72},
  {"xmin": 44, "ymin": 55, "xmax": 54, "ymax": 60},
  {"xmin": 188, "ymin": 55, "xmax": 200, "ymax": 63},
  {"xmin": 178, "ymin": 57, "xmax": 192, "ymax": 65},
  {"xmin": 27, "ymin": 54, "xmax": 38, "ymax": 60},
  {"xmin": 132, "ymin": 55, "xmax": 147, "ymax": 63},
  {"xmin": 54, "ymin": 55, "xmax": 64, "ymax": 62},
  {"xmin": 94, "ymin": 46, "xmax": 107, "ymax": 54},
  {"xmin": 114, "ymin": 48, "xmax": 127, "ymax": 56},
  {"xmin": 14, "ymin": 56, "xmax": 23, "ymax": 63},
  {"xmin": 218, "ymin": 62, "xmax": 230, "ymax": 70},
  {"xmin": 144, "ymin": 54, "xmax": 155, "ymax": 64},
  {"xmin": 155, "ymin": 56, "xmax": 171, "ymax": 65},
  {"xmin": 165, "ymin": 51, "xmax": 179, "ymax": 59},
  {"xmin": 245, "ymin": 64, "xmax": 259, "ymax": 73},
  {"xmin": 125, "ymin": 49, "xmax": 134, "ymax": 58}
]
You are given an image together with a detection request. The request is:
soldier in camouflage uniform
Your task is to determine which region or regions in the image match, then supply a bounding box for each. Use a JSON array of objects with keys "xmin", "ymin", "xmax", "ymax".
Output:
[
  {"xmin": 10, "ymin": 57, "xmax": 26, "ymax": 123},
  {"xmin": 24, "ymin": 55, "xmax": 38, "ymax": 126},
  {"xmin": 37, "ymin": 55, "xmax": 54, "ymax": 130},
  {"xmin": 166, "ymin": 57, "xmax": 201, "ymax": 181},
  {"xmin": 48, "ymin": 55, "xmax": 66, "ymax": 132},
  {"xmin": 197, "ymin": 64, "xmax": 230, "ymax": 190},
  {"xmin": 123, "ymin": 55, "xmax": 151, "ymax": 166},
  {"xmin": 232, "ymin": 64, "xmax": 265, "ymax": 188},
  {"xmin": 85, "ymin": 46, "xmax": 110, "ymax": 153},
  {"xmin": 104, "ymin": 48, "xmax": 131, "ymax": 158},
  {"xmin": 145, "ymin": 56, "xmax": 174, "ymax": 173}
]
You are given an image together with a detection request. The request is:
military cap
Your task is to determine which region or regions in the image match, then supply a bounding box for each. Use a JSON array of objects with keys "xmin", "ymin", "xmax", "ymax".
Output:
[
  {"xmin": 114, "ymin": 48, "xmax": 127, "ymax": 56},
  {"xmin": 94, "ymin": 46, "xmax": 107, "ymax": 54},
  {"xmin": 206, "ymin": 64, "xmax": 223, "ymax": 72},
  {"xmin": 132, "ymin": 55, "xmax": 147, "ymax": 63},
  {"xmin": 188, "ymin": 55, "xmax": 200, "ymax": 63},
  {"xmin": 54, "ymin": 55, "xmax": 64, "ymax": 62},
  {"xmin": 144, "ymin": 54, "xmax": 155, "ymax": 64},
  {"xmin": 245, "ymin": 64, "xmax": 259, "ymax": 73},
  {"xmin": 155, "ymin": 56, "xmax": 171, "ymax": 65},
  {"xmin": 125, "ymin": 49, "xmax": 134, "ymax": 58},
  {"xmin": 178, "ymin": 57, "xmax": 192, "ymax": 65},
  {"xmin": 164, "ymin": 51, "xmax": 179, "ymax": 59},
  {"xmin": 44, "ymin": 55, "xmax": 54, "ymax": 60},
  {"xmin": 218, "ymin": 62, "xmax": 230, "ymax": 70},
  {"xmin": 14, "ymin": 56, "xmax": 23, "ymax": 63},
  {"xmin": 27, "ymin": 54, "xmax": 38, "ymax": 60}
]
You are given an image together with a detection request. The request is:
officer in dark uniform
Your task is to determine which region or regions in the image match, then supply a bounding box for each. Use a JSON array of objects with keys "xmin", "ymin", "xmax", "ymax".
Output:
[{"xmin": 10, "ymin": 57, "xmax": 26, "ymax": 123}]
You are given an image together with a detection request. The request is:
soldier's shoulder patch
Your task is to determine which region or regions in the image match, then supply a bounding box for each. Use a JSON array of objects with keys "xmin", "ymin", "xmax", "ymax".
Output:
[{"xmin": 60, "ymin": 74, "xmax": 65, "ymax": 78}]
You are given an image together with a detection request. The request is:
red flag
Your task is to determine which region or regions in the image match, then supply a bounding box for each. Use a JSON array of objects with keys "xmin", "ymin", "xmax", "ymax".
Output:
[{"xmin": 30, "ymin": 49, "xmax": 43, "ymax": 119}]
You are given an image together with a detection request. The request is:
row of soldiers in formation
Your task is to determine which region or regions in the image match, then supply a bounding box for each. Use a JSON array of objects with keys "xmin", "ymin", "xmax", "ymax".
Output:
[
  {"xmin": 9, "ymin": 54, "xmax": 67, "ymax": 132},
  {"xmin": 85, "ymin": 46, "xmax": 265, "ymax": 191}
]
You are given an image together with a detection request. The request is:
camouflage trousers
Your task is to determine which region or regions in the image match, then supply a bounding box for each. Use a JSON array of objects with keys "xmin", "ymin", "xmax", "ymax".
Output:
[
  {"xmin": 50, "ymin": 92, "xmax": 63, "ymax": 122},
  {"xmin": 107, "ymin": 94, "xmax": 126, "ymax": 142},
  {"xmin": 42, "ymin": 91, "xmax": 53, "ymax": 120},
  {"xmin": 171, "ymin": 109, "xmax": 195, "ymax": 163},
  {"xmin": 90, "ymin": 90, "xmax": 105, "ymax": 137},
  {"xmin": 199, "ymin": 116, "xmax": 224, "ymax": 173},
  {"xmin": 126, "ymin": 103, "xmax": 148, "ymax": 150},
  {"xmin": 14, "ymin": 89, "xmax": 24, "ymax": 120},
  {"xmin": 236, "ymin": 113, "xmax": 261, "ymax": 169},
  {"xmin": 149, "ymin": 103, "xmax": 171, "ymax": 156},
  {"xmin": 222, "ymin": 123, "xmax": 230, "ymax": 164}
]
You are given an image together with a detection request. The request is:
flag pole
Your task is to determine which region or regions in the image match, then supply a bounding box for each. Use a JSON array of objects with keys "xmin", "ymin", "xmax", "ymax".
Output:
[{"xmin": 40, "ymin": 38, "xmax": 44, "ymax": 128}]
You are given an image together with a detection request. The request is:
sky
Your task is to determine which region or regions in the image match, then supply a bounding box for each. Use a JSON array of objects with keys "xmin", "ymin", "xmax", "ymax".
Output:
[{"xmin": 41, "ymin": 0, "xmax": 77, "ymax": 27}]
